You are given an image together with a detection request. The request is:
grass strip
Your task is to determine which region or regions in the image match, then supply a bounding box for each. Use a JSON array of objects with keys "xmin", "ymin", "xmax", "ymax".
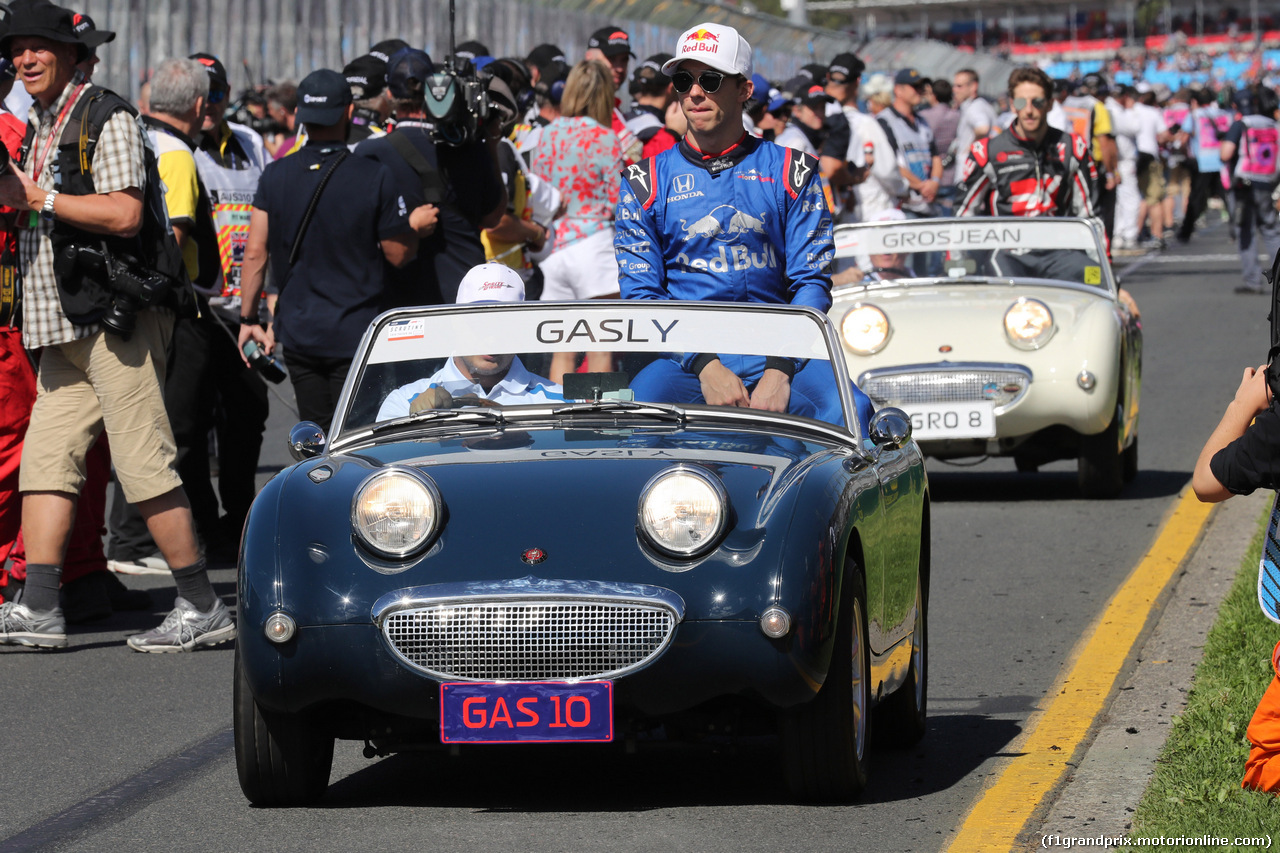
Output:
[{"xmin": 1127, "ymin": 505, "xmax": 1280, "ymax": 845}]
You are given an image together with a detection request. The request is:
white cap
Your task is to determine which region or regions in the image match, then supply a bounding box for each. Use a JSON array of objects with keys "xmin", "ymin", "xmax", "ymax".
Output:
[
  {"xmin": 662, "ymin": 23, "xmax": 752, "ymax": 79},
  {"xmin": 455, "ymin": 263, "xmax": 526, "ymax": 304}
]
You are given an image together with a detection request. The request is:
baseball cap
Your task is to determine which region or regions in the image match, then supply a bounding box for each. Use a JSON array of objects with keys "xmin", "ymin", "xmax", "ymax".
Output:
[
  {"xmin": 630, "ymin": 53, "xmax": 672, "ymax": 93},
  {"xmin": 456, "ymin": 263, "xmax": 526, "ymax": 304},
  {"xmin": 894, "ymin": 68, "xmax": 928, "ymax": 87},
  {"xmin": 662, "ymin": 22, "xmax": 752, "ymax": 79},
  {"xmin": 369, "ymin": 38, "xmax": 410, "ymax": 64},
  {"xmin": 386, "ymin": 48, "xmax": 434, "ymax": 100},
  {"xmin": 72, "ymin": 11, "xmax": 114, "ymax": 48},
  {"xmin": 343, "ymin": 53, "xmax": 387, "ymax": 100},
  {"xmin": 526, "ymin": 43, "xmax": 566, "ymax": 74},
  {"xmin": 189, "ymin": 52, "xmax": 228, "ymax": 88},
  {"xmin": 455, "ymin": 40, "xmax": 490, "ymax": 62},
  {"xmin": 826, "ymin": 53, "xmax": 864, "ymax": 83},
  {"xmin": 793, "ymin": 82, "xmax": 832, "ymax": 109},
  {"xmin": 295, "ymin": 68, "xmax": 353, "ymax": 126},
  {"xmin": 587, "ymin": 26, "xmax": 634, "ymax": 59}
]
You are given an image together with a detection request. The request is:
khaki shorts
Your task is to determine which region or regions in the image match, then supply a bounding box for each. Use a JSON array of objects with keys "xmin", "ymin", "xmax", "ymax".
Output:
[
  {"xmin": 20, "ymin": 309, "xmax": 181, "ymax": 504},
  {"xmin": 1138, "ymin": 156, "xmax": 1166, "ymax": 205}
]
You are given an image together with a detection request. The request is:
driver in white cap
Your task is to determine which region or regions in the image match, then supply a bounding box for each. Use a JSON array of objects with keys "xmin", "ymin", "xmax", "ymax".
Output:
[{"xmin": 376, "ymin": 263, "xmax": 564, "ymax": 420}]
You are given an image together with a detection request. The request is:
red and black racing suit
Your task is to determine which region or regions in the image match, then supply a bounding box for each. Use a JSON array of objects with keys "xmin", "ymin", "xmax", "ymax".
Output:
[{"xmin": 956, "ymin": 125, "xmax": 1101, "ymax": 224}]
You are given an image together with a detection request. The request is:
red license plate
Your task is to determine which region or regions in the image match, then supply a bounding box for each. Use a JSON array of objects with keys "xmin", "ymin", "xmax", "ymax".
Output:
[{"xmin": 439, "ymin": 681, "xmax": 613, "ymax": 744}]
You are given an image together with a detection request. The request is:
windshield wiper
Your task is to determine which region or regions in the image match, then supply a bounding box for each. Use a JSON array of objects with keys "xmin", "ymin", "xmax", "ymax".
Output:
[
  {"xmin": 370, "ymin": 407, "xmax": 506, "ymax": 434},
  {"xmin": 551, "ymin": 400, "xmax": 687, "ymax": 424}
]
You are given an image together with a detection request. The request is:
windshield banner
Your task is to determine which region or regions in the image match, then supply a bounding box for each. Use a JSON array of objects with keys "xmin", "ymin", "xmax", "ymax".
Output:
[
  {"xmin": 366, "ymin": 304, "xmax": 833, "ymax": 365},
  {"xmin": 834, "ymin": 219, "xmax": 1100, "ymax": 257}
]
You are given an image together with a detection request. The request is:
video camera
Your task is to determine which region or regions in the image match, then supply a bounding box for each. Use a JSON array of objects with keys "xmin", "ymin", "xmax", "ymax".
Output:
[
  {"xmin": 59, "ymin": 244, "xmax": 172, "ymax": 340},
  {"xmin": 424, "ymin": 59, "xmax": 491, "ymax": 147},
  {"xmin": 423, "ymin": 0, "xmax": 491, "ymax": 147}
]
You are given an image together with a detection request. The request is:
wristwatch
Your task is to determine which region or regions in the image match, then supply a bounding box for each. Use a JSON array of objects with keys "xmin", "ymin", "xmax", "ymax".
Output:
[
  {"xmin": 40, "ymin": 190, "xmax": 57, "ymax": 221},
  {"xmin": 239, "ymin": 315, "xmax": 259, "ymax": 326}
]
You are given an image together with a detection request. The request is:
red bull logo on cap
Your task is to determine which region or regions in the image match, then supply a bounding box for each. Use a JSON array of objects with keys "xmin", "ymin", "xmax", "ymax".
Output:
[{"xmin": 683, "ymin": 28, "xmax": 721, "ymax": 55}]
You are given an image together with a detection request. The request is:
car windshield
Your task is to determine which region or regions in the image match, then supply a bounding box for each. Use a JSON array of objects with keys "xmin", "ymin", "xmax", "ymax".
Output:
[
  {"xmin": 334, "ymin": 302, "xmax": 858, "ymax": 440},
  {"xmin": 832, "ymin": 217, "xmax": 1111, "ymax": 291}
]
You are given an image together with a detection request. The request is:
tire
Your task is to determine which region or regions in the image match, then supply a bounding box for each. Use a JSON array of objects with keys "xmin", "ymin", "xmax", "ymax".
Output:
[
  {"xmin": 782, "ymin": 560, "xmax": 871, "ymax": 802},
  {"xmin": 878, "ymin": 573, "xmax": 927, "ymax": 748},
  {"xmin": 1122, "ymin": 434, "xmax": 1139, "ymax": 483},
  {"xmin": 1077, "ymin": 408, "xmax": 1124, "ymax": 499},
  {"xmin": 234, "ymin": 649, "xmax": 334, "ymax": 806}
]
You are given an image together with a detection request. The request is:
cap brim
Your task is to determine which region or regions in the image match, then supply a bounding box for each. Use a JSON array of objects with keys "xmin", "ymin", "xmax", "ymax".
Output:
[
  {"xmin": 81, "ymin": 30, "xmax": 116, "ymax": 47},
  {"xmin": 599, "ymin": 46, "xmax": 635, "ymax": 59},
  {"xmin": 661, "ymin": 55, "xmax": 738, "ymax": 77},
  {"xmin": 296, "ymin": 105, "xmax": 347, "ymax": 126}
]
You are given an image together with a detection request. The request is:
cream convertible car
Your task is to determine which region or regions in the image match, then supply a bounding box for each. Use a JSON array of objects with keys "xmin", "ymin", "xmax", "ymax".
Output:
[{"xmin": 829, "ymin": 217, "xmax": 1141, "ymax": 498}]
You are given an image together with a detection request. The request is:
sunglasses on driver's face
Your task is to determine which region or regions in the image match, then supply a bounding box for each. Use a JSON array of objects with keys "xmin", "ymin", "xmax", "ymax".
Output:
[
  {"xmin": 1013, "ymin": 96, "xmax": 1049, "ymax": 112},
  {"xmin": 671, "ymin": 69, "xmax": 733, "ymax": 94}
]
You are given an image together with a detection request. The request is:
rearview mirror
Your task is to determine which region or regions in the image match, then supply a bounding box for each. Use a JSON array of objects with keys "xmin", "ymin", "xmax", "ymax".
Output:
[{"xmin": 289, "ymin": 422, "xmax": 326, "ymax": 461}]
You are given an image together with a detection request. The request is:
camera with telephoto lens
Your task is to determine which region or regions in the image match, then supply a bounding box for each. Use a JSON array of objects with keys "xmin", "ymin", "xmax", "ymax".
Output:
[
  {"xmin": 241, "ymin": 339, "xmax": 287, "ymax": 384},
  {"xmin": 60, "ymin": 244, "xmax": 169, "ymax": 340},
  {"xmin": 424, "ymin": 58, "xmax": 491, "ymax": 147}
]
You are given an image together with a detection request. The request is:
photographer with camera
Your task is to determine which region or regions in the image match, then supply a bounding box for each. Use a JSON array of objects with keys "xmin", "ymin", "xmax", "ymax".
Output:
[
  {"xmin": 237, "ymin": 68, "xmax": 419, "ymax": 432},
  {"xmin": 353, "ymin": 48, "xmax": 506, "ymax": 305},
  {"xmin": 0, "ymin": 2, "xmax": 234, "ymax": 652}
]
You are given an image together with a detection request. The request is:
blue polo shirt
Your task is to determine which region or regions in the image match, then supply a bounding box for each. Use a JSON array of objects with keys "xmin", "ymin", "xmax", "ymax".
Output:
[{"xmin": 253, "ymin": 140, "xmax": 412, "ymax": 358}]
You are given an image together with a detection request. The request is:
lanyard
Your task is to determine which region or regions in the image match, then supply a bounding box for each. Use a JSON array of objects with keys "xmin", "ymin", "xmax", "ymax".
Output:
[{"xmin": 31, "ymin": 82, "xmax": 87, "ymax": 183}]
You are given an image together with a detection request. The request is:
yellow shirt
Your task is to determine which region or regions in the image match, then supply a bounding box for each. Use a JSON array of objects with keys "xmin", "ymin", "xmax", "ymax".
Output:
[{"xmin": 150, "ymin": 130, "xmax": 203, "ymax": 282}]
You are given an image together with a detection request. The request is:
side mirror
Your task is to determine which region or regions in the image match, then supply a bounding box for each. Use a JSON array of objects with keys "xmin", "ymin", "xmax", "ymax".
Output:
[
  {"xmin": 289, "ymin": 422, "xmax": 326, "ymax": 461},
  {"xmin": 868, "ymin": 407, "xmax": 912, "ymax": 450}
]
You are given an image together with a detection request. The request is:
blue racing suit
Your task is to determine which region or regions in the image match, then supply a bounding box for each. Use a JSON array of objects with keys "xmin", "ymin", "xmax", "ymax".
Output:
[{"xmin": 615, "ymin": 134, "xmax": 873, "ymax": 432}]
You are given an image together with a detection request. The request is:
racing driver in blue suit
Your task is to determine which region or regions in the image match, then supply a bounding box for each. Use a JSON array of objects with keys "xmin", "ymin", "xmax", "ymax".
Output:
[{"xmin": 615, "ymin": 22, "xmax": 873, "ymax": 431}]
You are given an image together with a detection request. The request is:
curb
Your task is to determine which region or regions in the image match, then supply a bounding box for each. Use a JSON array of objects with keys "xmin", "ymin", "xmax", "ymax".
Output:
[{"xmin": 1031, "ymin": 488, "xmax": 1269, "ymax": 845}]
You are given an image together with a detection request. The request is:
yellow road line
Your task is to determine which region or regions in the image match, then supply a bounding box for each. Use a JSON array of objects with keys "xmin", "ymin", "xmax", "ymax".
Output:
[{"xmin": 943, "ymin": 488, "xmax": 1216, "ymax": 852}]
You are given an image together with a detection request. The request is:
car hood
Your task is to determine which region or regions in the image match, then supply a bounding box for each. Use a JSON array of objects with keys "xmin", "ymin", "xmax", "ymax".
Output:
[
  {"xmin": 262, "ymin": 424, "xmax": 863, "ymax": 623},
  {"xmin": 832, "ymin": 281, "xmax": 1116, "ymax": 366}
]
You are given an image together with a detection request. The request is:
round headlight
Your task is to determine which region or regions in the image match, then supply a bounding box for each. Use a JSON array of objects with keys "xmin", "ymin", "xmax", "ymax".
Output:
[
  {"xmin": 841, "ymin": 303, "xmax": 890, "ymax": 355},
  {"xmin": 638, "ymin": 467, "xmax": 728, "ymax": 558},
  {"xmin": 1004, "ymin": 297, "xmax": 1054, "ymax": 350},
  {"xmin": 352, "ymin": 469, "xmax": 441, "ymax": 558}
]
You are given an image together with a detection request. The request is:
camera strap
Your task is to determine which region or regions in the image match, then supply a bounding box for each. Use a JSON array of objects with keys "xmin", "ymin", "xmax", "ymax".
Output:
[
  {"xmin": 386, "ymin": 130, "xmax": 448, "ymax": 206},
  {"xmin": 288, "ymin": 148, "xmax": 348, "ymax": 269}
]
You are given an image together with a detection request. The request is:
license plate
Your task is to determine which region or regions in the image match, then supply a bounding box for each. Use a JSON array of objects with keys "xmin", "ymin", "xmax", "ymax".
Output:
[
  {"xmin": 439, "ymin": 681, "xmax": 614, "ymax": 744},
  {"xmin": 904, "ymin": 401, "xmax": 996, "ymax": 441}
]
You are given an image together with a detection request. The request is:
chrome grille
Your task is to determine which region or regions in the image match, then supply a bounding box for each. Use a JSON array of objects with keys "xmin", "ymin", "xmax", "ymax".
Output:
[
  {"xmin": 861, "ymin": 368, "xmax": 1029, "ymax": 407},
  {"xmin": 382, "ymin": 599, "xmax": 677, "ymax": 681}
]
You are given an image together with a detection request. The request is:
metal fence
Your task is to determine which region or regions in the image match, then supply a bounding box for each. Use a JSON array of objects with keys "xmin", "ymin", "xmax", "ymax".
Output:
[{"xmin": 73, "ymin": 0, "xmax": 1017, "ymax": 103}]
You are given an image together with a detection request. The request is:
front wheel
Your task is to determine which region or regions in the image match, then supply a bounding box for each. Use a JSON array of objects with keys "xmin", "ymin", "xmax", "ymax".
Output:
[
  {"xmin": 234, "ymin": 649, "xmax": 334, "ymax": 806},
  {"xmin": 781, "ymin": 560, "xmax": 871, "ymax": 802},
  {"xmin": 1078, "ymin": 408, "xmax": 1124, "ymax": 499}
]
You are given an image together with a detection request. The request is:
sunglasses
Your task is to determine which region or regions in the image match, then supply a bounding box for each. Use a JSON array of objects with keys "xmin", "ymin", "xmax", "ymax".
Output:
[
  {"xmin": 671, "ymin": 69, "xmax": 734, "ymax": 94},
  {"xmin": 1013, "ymin": 96, "xmax": 1049, "ymax": 111},
  {"xmin": 208, "ymin": 86, "xmax": 228, "ymax": 105}
]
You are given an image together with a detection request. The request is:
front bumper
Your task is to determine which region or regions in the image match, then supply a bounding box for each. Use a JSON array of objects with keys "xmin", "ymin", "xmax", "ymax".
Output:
[{"xmin": 240, "ymin": 618, "xmax": 825, "ymax": 720}]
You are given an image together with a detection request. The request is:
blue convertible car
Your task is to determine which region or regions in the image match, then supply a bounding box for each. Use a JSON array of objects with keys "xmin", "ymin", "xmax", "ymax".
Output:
[{"xmin": 234, "ymin": 300, "xmax": 930, "ymax": 805}]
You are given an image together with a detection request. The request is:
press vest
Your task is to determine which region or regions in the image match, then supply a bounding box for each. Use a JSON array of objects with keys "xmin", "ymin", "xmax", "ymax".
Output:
[
  {"xmin": 192, "ymin": 121, "xmax": 268, "ymax": 305},
  {"xmin": 18, "ymin": 85, "xmax": 193, "ymax": 326},
  {"xmin": 877, "ymin": 107, "xmax": 935, "ymax": 213}
]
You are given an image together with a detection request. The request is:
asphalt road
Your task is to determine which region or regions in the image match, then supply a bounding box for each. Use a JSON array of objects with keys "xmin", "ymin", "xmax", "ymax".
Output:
[{"xmin": 0, "ymin": 229, "xmax": 1267, "ymax": 853}]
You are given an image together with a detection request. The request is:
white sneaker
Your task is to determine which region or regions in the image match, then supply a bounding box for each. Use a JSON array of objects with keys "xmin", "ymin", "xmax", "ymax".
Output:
[
  {"xmin": 127, "ymin": 597, "xmax": 236, "ymax": 653},
  {"xmin": 107, "ymin": 554, "xmax": 170, "ymax": 576}
]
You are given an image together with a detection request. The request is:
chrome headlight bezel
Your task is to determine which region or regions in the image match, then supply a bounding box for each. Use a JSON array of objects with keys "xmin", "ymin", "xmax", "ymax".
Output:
[
  {"xmin": 1003, "ymin": 297, "xmax": 1055, "ymax": 350},
  {"xmin": 841, "ymin": 302, "xmax": 891, "ymax": 355},
  {"xmin": 351, "ymin": 467, "xmax": 443, "ymax": 560},
  {"xmin": 637, "ymin": 466, "xmax": 729, "ymax": 560}
]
